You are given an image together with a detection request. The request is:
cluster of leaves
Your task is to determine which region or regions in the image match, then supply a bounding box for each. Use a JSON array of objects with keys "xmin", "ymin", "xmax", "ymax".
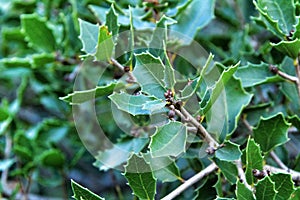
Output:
[{"xmin": 1, "ymin": 0, "xmax": 300, "ymax": 199}]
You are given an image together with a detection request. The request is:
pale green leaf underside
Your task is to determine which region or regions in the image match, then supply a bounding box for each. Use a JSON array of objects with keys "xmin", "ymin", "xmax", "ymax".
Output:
[
  {"xmin": 215, "ymin": 141, "xmax": 242, "ymax": 161},
  {"xmin": 149, "ymin": 121, "xmax": 187, "ymax": 157},
  {"xmin": 79, "ymin": 19, "xmax": 99, "ymax": 55}
]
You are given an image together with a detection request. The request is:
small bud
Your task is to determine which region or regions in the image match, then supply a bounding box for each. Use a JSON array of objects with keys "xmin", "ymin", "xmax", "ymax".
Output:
[
  {"xmin": 168, "ymin": 110, "xmax": 176, "ymax": 119},
  {"xmin": 269, "ymin": 65, "xmax": 278, "ymax": 74},
  {"xmin": 124, "ymin": 66, "xmax": 130, "ymax": 72}
]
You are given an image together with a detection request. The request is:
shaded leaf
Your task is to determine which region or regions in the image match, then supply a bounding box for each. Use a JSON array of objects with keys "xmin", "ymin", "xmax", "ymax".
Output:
[
  {"xmin": 214, "ymin": 158, "xmax": 238, "ymax": 185},
  {"xmin": 215, "ymin": 141, "xmax": 242, "ymax": 161},
  {"xmin": 124, "ymin": 154, "xmax": 156, "ymax": 200},
  {"xmin": 236, "ymin": 181, "xmax": 255, "ymax": 200},
  {"xmin": 271, "ymin": 39, "xmax": 300, "ymax": 59},
  {"xmin": 21, "ymin": 14, "xmax": 56, "ymax": 52},
  {"xmin": 60, "ymin": 82, "xmax": 121, "ymax": 105},
  {"xmin": 149, "ymin": 121, "xmax": 187, "ymax": 157},
  {"xmin": 255, "ymin": 176, "xmax": 276, "ymax": 200},
  {"xmin": 78, "ymin": 19, "xmax": 99, "ymax": 55},
  {"xmin": 270, "ymin": 173, "xmax": 295, "ymax": 200},
  {"xmin": 253, "ymin": 113, "xmax": 290, "ymax": 153},
  {"xmin": 245, "ymin": 138, "xmax": 264, "ymax": 185},
  {"xmin": 40, "ymin": 149, "xmax": 65, "ymax": 168},
  {"xmin": 71, "ymin": 180, "xmax": 104, "ymax": 200}
]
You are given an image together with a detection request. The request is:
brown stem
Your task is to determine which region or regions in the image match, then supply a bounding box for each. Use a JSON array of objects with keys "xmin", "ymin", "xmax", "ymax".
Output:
[{"xmin": 110, "ymin": 57, "xmax": 136, "ymax": 83}]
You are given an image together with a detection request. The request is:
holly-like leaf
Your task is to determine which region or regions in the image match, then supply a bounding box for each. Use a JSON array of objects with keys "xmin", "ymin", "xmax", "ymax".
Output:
[
  {"xmin": 124, "ymin": 154, "xmax": 156, "ymax": 200},
  {"xmin": 235, "ymin": 62, "xmax": 281, "ymax": 87},
  {"xmin": 21, "ymin": 14, "xmax": 56, "ymax": 52},
  {"xmin": 109, "ymin": 92, "xmax": 165, "ymax": 116},
  {"xmin": 94, "ymin": 138, "xmax": 148, "ymax": 171},
  {"xmin": 255, "ymin": 176, "xmax": 276, "ymax": 200},
  {"xmin": 144, "ymin": 154, "xmax": 182, "ymax": 183},
  {"xmin": 133, "ymin": 52, "xmax": 167, "ymax": 99},
  {"xmin": 253, "ymin": 0, "xmax": 296, "ymax": 36},
  {"xmin": 253, "ymin": 113, "xmax": 290, "ymax": 153},
  {"xmin": 271, "ymin": 39, "xmax": 300, "ymax": 59},
  {"xmin": 214, "ymin": 158, "xmax": 238, "ymax": 185},
  {"xmin": 149, "ymin": 15, "xmax": 176, "ymax": 58},
  {"xmin": 163, "ymin": 45, "xmax": 176, "ymax": 91},
  {"xmin": 149, "ymin": 121, "xmax": 187, "ymax": 157},
  {"xmin": 78, "ymin": 19, "xmax": 99, "ymax": 55},
  {"xmin": 270, "ymin": 173, "xmax": 295, "ymax": 200},
  {"xmin": 245, "ymin": 138, "xmax": 264, "ymax": 185},
  {"xmin": 172, "ymin": 0, "xmax": 216, "ymax": 44},
  {"xmin": 290, "ymin": 188, "xmax": 300, "ymax": 200},
  {"xmin": 236, "ymin": 181, "xmax": 255, "ymax": 200},
  {"xmin": 60, "ymin": 82, "xmax": 121, "ymax": 105},
  {"xmin": 215, "ymin": 141, "xmax": 242, "ymax": 161},
  {"xmin": 205, "ymin": 76, "xmax": 253, "ymax": 142},
  {"xmin": 71, "ymin": 180, "xmax": 104, "ymax": 200},
  {"xmin": 105, "ymin": 4, "xmax": 119, "ymax": 37},
  {"xmin": 95, "ymin": 25, "xmax": 114, "ymax": 62}
]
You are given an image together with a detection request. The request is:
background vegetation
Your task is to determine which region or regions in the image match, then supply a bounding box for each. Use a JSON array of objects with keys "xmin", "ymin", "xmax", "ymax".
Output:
[{"xmin": 0, "ymin": 0, "xmax": 300, "ymax": 199}]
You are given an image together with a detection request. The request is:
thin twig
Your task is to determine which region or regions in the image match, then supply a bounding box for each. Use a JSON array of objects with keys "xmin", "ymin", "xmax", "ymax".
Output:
[
  {"xmin": 110, "ymin": 57, "xmax": 136, "ymax": 83},
  {"xmin": 295, "ymin": 57, "xmax": 300, "ymax": 99},
  {"xmin": 1, "ymin": 134, "xmax": 12, "ymax": 196},
  {"xmin": 161, "ymin": 163, "xmax": 218, "ymax": 200},
  {"xmin": 265, "ymin": 165, "xmax": 300, "ymax": 183},
  {"xmin": 235, "ymin": 160, "xmax": 253, "ymax": 191},
  {"xmin": 269, "ymin": 64, "xmax": 298, "ymax": 83},
  {"xmin": 179, "ymin": 107, "xmax": 219, "ymax": 147},
  {"xmin": 269, "ymin": 151, "xmax": 289, "ymax": 171}
]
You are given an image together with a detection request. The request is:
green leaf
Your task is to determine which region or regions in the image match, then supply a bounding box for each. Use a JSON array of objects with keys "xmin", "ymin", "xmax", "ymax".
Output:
[
  {"xmin": 105, "ymin": 4, "xmax": 119, "ymax": 37},
  {"xmin": 271, "ymin": 39, "xmax": 300, "ymax": 59},
  {"xmin": 270, "ymin": 173, "xmax": 295, "ymax": 200},
  {"xmin": 124, "ymin": 153, "xmax": 156, "ymax": 200},
  {"xmin": 60, "ymin": 82, "xmax": 121, "ymax": 105},
  {"xmin": 236, "ymin": 181, "xmax": 255, "ymax": 200},
  {"xmin": 21, "ymin": 14, "xmax": 56, "ymax": 52},
  {"xmin": 253, "ymin": 113, "xmax": 290, "ymax": 153},
  {"xmin": 255, "ymin": 176, "xmax": 276, "ymax": 200},
  {"xmin": 109, "ymin": 92, "xmax": 165, "ymax": 115},
  {"xmin": 235, "ymin": 62, "xmax": 281, "ymax": 87},
  {"xmin": 206, "ymin": 76, "xmax": 253, "ymax": 142},
  {"xmin": 290, "ymin": 188, "xmax": 300, "ymax": 200},
  {"xmin": 163, "ymin": 45, "xmax": 176, "ymax": 91},
  {"xmin": 94, "ymin": 138, "xmax": 148, "ymax": 171},
  {"xmin": 95, "ymin": 25, "xmax": 114, "ymax": 62},
  {"xmin": 214, "ymin": 158, "xmax": 238, "ymax": 185},
  {"xmin": 133, "ymin": 52, "xmax": 167, "ymax": 99},
  {"xmin": 172, "ymin": 0, "xmax": 215, "ymax": 44},
  {"xmin": 149, "ymin": 121, "xmax": 187, "ymax": 157},
  {"xmin": 40, "ymin": 149, "xmax": 65, "ymax": 168},
  {"xmin": 253, "ymin": 0, "xmax": 296, "ymax": 36},
  {"xmin": 144, "ymin": 154, "xmax": 182, "ymax": 183},
  {"xmin": 78, "ymin": 19, "xmax": 99, "ymax": 55},
  {"xmin": 71, "ymin": 180, "xmax": 104, "ymax": 200},
  {"xmin": 245, "ymin": 138, "xmax": 264, "ymax": 185},
  {"xmin": 149, "ymin": 15, "xmax": 176, "ymax": 58},
  {"xmin": 215, "ymin": 141, "xmax": 242, "ymax": 161},
  {"xmin": 288, "ymin": 115, "xmax": 300, "ymax": 130},
  {"xmin": 293, "ymin": 17, "xmax": 300, "ymax": 39}
]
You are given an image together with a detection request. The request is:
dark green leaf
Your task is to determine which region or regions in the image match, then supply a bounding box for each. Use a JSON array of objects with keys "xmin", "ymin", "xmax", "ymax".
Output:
[
  {"xmin": 105, "ymin": 4, "xmax": 119, "ymax": 37},
  {"xmin": 236, "ymin": 181, "xmax": 255, "ymax": 200},
  {"xmin": 124, "ymin": 154, "xmax": 156, "ymax": 200},
  {"xmin": 245, "ymin": 138, "xmax": 264, "ymax": 185},
  {"xmin": 21, "ymin": 14, "xmax": 56, "ymax": 52},
  {"xmin": 235, "ymin": 62, "xmax": 281, "ymax": 87},
  {"xmin": 60, "ymin": 82, "xmax": 121, "ymax": 105},
  {"xmin": 271, "ymin": 39, "xmax": 300, "ymax": 59},
  {"xmin": 253, "ymin": 113, "xmax": 290, "ymax": 153},
  {"xmin": 255, "ymin": 176, "xmax": 276, "ymax": 200},
  {"xmin": 149, "ymin": 121, "xmax": 187, "ymax": 157},
  {"xmin": 270, "ymin": 173, "xmax": 295, "ymax": 200},
  {"xmin": 71, "ymin": 180, "xmax": 104, "ymax": 200},
  {"xmin": 214, "ymin": 158, "xmax": 238, "ymax": 185},
  {"xmin": 215, "ymin": 141, "xmax": 242, "ymax": 161},
  {"xmin": 40, "ymin": 149, "xmax": 65, "ymax": 168},
  {"xmin": 78, "ymin": 19, "xmax": 99, "ymax": 55},
  {"xmin": 290, "ymin": 188, "xmax": 300, "ymax": 200}
]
